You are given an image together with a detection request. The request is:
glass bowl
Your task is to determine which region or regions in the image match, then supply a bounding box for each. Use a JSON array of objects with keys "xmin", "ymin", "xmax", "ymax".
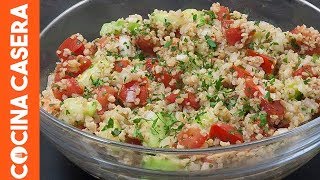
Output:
[{"xmin": 40, "ymin": 0, "xmax": 320, "ymax": 179}]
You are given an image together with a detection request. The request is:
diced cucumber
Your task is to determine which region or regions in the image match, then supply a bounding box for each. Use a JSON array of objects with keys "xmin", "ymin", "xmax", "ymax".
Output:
[
  {"xmin": 85, "ymin": 101, "xmax": 99, "ymax": 117},
  {"xmin": 100, "ymin": 19, "xmax": 126, "ymax": 36},
  {"xmin": 288, "ymin": 83, "xmax": 303, "ymax": 100},
  {"xmin": 142, "ymin": 156, "xmax": 184, "ymax": 171},
  {"xmin": 59, "ymin": 97, "xmax": 100, "ymax": 125},
  {"xmin": 195, "ymin": 108, "xmax": 217, "ymax": 128},
  {"xmin": 182, "ymin": 9, "xmax": 206, "ymax": 26},
  {"xmin": 128, "ymin": 22, "xmax": 140, "ymax": 35},
  {"xmin": 77, "ymin": 60, "xmax": 110, "ymax": 88},
  {"xmin": 150, "ymin": 10, "xmax": 184, "ymax": 28}
]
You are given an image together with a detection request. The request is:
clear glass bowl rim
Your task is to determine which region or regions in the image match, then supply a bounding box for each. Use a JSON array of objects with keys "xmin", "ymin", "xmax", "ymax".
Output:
[{"xmin": 40, "ymin": 0, "xmax": 320, "ymax": 155}]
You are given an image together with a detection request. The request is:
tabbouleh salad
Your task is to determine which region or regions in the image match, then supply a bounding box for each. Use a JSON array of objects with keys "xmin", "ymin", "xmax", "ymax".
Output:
[{"xmin": 41, "ymin": 3, "xmax": 320, "ymax": 150}]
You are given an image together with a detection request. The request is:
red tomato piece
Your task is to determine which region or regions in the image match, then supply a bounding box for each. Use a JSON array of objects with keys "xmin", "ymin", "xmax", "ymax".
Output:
[
  {"xmin": 96, "ymin": 36, "xmax": 109, "ymax": 48},
  {"xmin": 52, "ymin": 78, "xmax": 83, "ymax": 100},
  {"xmin": 177, "ymin": 127, "xmax": 207, "ymax": 149},
  {"xmin": 221, "ymin": 19, "xmax": 234, "ymax": 30},
  {"xmin": 232, "ymin": 65, "xmax": 252, "ymax": 78},
  {"xmin": 63, "ymin": 56, "xmax": 92, "ymax": 77},
  {"xmin": 165, "ymin": 93, "xmax": 178, "ymax": 104},
  {"xmin": 244, "ymin": 78, "xmax": 261, "ymax": 98},
  {"xmin": 225, "ymin": 27, "xmax": 242, "ymax": 46},
  {"xmin": 209, "ymin": 123, "xmax": 243, "ymax": 144},
  {"xmin": 182, "ymin": 92, "xmax": 200, "ymax": 110},
  {"xmin": 125, "ymin": 136, "xmax": 142, "ymax": 146},
  {"xmin": 118, "ymin": 79, "xmax": 149, "ymax": 107},
  {"xmin": 305, "ymin": 47, "xmax": 320, "ymax": 55},
  {"xmin": 57, "ymin": 34, "xmax": 85, "ymax": 61},
  {"xmin": 260, "ymin": 99, "xmax": 285, "ymax": 118},
  {"xmin": 293, "ymin": 65, "xmax": 318, "ymax": 79},
  {"xmin": 114, "ymin": 60, "xmax": 130, "ymax": 72},
  {"xmin": 216, "ymin": 6, "xmax": 230, "ymax": 21},
  {"xmin": 136, "ymin": 37, "xmax": 156, "ymax": 56},
  {"xmin": 246, "ymin": 49, "xmax": 274, "ymax": 74},
  {"xmin": 54, "ymin": 64, "xmax": 71, "ymax": 82},
  {"xmin": 94, "ymin": 86, "xmax": 117, "ymax": 112},
  {"xmin": 156, "ymin": 71, "xmax": 182, "ymax": 90},
  {"xmin": 145, "ymin": 58, "xmax": 158, "ymax": 72}
]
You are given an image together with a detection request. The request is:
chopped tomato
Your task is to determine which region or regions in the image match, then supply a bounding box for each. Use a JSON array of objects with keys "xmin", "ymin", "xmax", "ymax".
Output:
[
  {"xmin": 65, "ymin": 56, "xmax": 92, "ymax": 77},
  {"xmin": 216, "ymin": 6, "xmax": 230, "ymax": 21},
  {"xmin": 225, "ymin": 27, "xmax": 242, "ymax": 45},
  {"xmin": 165, "ymin": 93, "xmax": 178, "ymax": 104},
  {"xmin": 52, "ymin": 78, "xmax": 83, "ymax": 100},
  {"xmin": 182, "ymin": 92, "xmax": 200, "ymax": 110},
  {"xmin": 290, "ymin": 25, "xmax": 320, "ymax": 55},
  {"xmin": 155, "ymin": 71, "xmax": 182, "ymax": 90},
  {"xmin": 77, "ymin": 56, "xmax": 92, "ymax": 74},
  {"xmin": 125, "ymin": 136, "xmax": 142, "ymax": 146},
  {"xmin": 118, "ymin": 78, "xmax": 149, "ymax": 107},
  {"xmin": 96, "ymin": 36, "xmax": 109, "ymax": 48},
  {"xmin": 145, "ymin": 58, "xmax": 158, "ymax": 72},
  {"xmin": 94, "ymin": 86, "xmax": 117, "ymax": 112},
  {"xmin": 244, "ymin": 78, "xmax": 261, "ymax": 98},
  {"xmin": 57, "ymin": 34, "xmax": 85, "ymax": 61},
  {"xmin": 146, "ymin": 58, "xmax": 182, "ymax": 90},
  {"xmin": 114, "ymin": 60, "xmax": 130, "ymax": 72},
  {"xmin": 293, "ymin": 65, "xmax": 318, "ymax": 79},
  {"xmin": 85, "ymin": 43, "xmax": 98, "ymax": 56},
  {"xmin": 175, "ymin": 30, "xmax": 181, "ymax": 38},
  {"xmin": 232, "ymin": 65, "xmax": 252, "ymax": 78},
  {"xmin": 246, "ymin": 49, "xmax": 274, "ymax": 74},
  {"xmin": 260, "ymin": 99, "xmax": 285, "ymax": 119},
  {"xmin": 136, "ymin": 37, "xmax": 156, "ymax": 56},
  {"xmin": 221, "ymin": 19, "xmax": 234, "ymax": 29},
  {"xmin": 177, "ymin": 127, "xmax": 207, "ymax": 149},
  {"xmin": 260, "ymin": 99, "xmax": 288, "ymax": 128},
  {"xmin": 305, "ymin": 47, "xmax": 320, "ymax": 55},
  {"xmin": 209, "ymin": 123, "xmax": 243, "ymax": 144},
  {"xmin": 54, "ymin": 64, "xmax": 71, "ymax": 82}
]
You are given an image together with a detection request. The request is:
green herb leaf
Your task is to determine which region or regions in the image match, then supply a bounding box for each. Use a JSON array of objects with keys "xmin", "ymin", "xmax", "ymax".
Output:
[
  {"xmin": 259, "ymin": 113, "xmax": 267, "ymax": 127},
  {"xmin": 192, "ymin": 13, "xmax": 197, "ymax": 22},
  {"xmin": 248, "ymin": 42, "xmax": 255, "ymax": 50},
  {"xmin": 214, "ymin": 76, "xmax": 224, "ymax": 91},
  {"xmin": 111, "ymin": 128, "xmax": 122, "ymax": 136},
  {"xmin": 290, "ymin": 38, "xmax": 300, "ymax": 50},
  {"xmin": 90, "ymin": 76, "xmax": 104, "ymax": 87},
  {"xmin": 264, "ymin": 91, "xmax": 272, "ymax": 101},
  {"xmin": 205, "ymin": 35, "xmax": 217, "ymax": 50},
  {"xmin": 265, "ymin": 32, "xmax": 270, "ymax": 39},
  {"xmin": 164, "ymin": 40, "xmax": 172, "ymax": 48}
]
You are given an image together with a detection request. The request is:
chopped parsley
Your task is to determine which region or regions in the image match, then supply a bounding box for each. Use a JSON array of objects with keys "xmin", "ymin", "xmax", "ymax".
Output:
[
  {"xmin": 248, "ymin": 42, "xmax": 255, "ymax": 50},
  {"xmin": 265, "ymin": 32, "xmax": 270, "ymax": 39},
  {"xmin": 214, "ymin": 76, "xmax": 224, "ymax": 91},
  {"xmin": 164, "ymin": 18, "xmax": 171, "ymax": 27},
  {"xmin": 101, "ymin": 118, "xmax": 114, "ymax": 131},
  {"xmin": 111, "ymin": 128, "xmax": 122, "ymax": 136},
  {"xmin": 304, "ymin": 78, "xmax": 311, "ymax": 85},
  {"xmin": 164, "ymin": 40, "xmax": 172, "ymax": 48},
  {"xmin": 259, "ymin": 113, "xmax": 267, "ymax": 127},
  {"xmin": 205, "ymin": 35, "xmax": 217, "ymax": 50},
  {"xmin": 264, "ymin": 91, "xmax": 272, "ymax": 101},
  {"xmin": 192, "ymin": 13, "xmax": 197, "ymax": 22},
  {"xmin": 290, "ymin": 38, "xmax": 300, "ymax": 50},
  {"xmin": 237, "ymin": 101, "xmax": 253, "ymax": 117},
  {"xmin": 90, "ymin": 76, "xmax": 104, "ymax": 87}
]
